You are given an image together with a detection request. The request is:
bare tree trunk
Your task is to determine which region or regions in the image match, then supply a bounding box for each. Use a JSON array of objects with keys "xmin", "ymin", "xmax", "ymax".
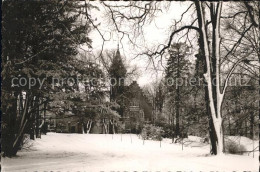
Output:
[
  {"xmin": 30, "ymin": 103, "xmax": 36, "ymax": 140},
  {"xmin": 250, "ymin": 112, "xmax": 255, "ymax": 139},
  {"xmin": 103, "ymin": 119, "xmax": 108, "ymax": 134},
  {"xmin": 35, "ymin": 97, "xmax": 41, "ymax": 138},
  {"xmin": 82, "ymin": 123, "xmax": 85, "ymax": 134},
  {"xmin": 228, "ymin": 115, "xmax": 231, "ymax": 136},
  {"xmin": 2, "ymin": 92, "xmax": 18, "ymax": 157},
  {"xmin": 5, "ymin": 92, "xmax": 34, "ymax": 157},
  {"xmin": 175, "ymin": 51, "xmax": 180, "ymax": 138},
  {"xmin": 86, "ymin": 120, "xmax": 93, "ymax": 134},
  {"xmin": 195, "ymin": 1, "xmax": 224, "ymax": 155},
  {"xmin": 245, "ymin": 120, "xmax": 248, "ymax": 137},
  {"xmin": 206, "ymin": 87, "xmax": 218, "ymax": 155},
  {"xmin": 110, "ymin": 119, "xmax": 116, "ymax": 134},
  {"xmin": 113, "ymin": 124, "xmax": 115, "ymax": 134},
  {"xmin": 42, "ymin": 100, "xmax": 47, "ymax": 135},
  {"xmin": 172, "ymin": 108, "xmax": 175, "ymax": 143},
  {"xmin": 107, "ymin": 119, "xmax": 110, "ymax": 134}
]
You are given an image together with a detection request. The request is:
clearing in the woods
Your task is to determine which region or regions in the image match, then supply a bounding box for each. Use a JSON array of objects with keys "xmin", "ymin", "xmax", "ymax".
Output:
[{"xmin": 2, "ymin": 133, "xmax": 258, "ymax": 172}]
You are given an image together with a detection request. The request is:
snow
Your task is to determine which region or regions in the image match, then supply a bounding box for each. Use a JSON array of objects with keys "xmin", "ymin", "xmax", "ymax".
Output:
[{"xmin": 2, "ymin": 133, "xmax": 259, "ymax": 172}]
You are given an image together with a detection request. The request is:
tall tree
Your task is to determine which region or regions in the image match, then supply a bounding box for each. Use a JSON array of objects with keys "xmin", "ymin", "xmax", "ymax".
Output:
[
  {"xmin": 165, "ymin": 43, "xmax": 190, "ymax": 139},
  {"xmin": 2, "ymin": 1, "xmax": 92, "ymax": 157}
]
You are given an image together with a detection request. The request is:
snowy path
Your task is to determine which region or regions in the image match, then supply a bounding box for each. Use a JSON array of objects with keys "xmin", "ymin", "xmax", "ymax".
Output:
[{"xmin": 2, "ymin": 133, "xmax": 258, "ymax": 172}]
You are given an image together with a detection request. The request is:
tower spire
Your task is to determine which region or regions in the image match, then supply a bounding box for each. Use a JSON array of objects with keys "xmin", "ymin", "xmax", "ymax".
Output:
[{"xmin": 116, "ymin": 42, "xmax": 120, "ymax": 57}]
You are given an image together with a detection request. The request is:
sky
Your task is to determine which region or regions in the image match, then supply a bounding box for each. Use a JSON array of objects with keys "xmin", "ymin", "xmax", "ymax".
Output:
[{"xmin": 87, "ymin": 1, "xmax": 194, "ymax": 87}]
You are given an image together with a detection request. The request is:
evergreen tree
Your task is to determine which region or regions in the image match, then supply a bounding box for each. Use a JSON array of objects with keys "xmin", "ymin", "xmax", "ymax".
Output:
[
  {"xmin": 165, "ymin": 43, "xmax": 190, "ymax": 139},
  {"xmin": 1, "ymin": 1, "xmax": 92, "ymax": 157}
]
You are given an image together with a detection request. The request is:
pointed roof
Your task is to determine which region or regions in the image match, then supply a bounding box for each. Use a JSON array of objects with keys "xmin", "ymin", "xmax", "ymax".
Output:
[
  {"xmin": 109, "ymin": 44, "xmax": 126, "ymax": 78},
  {"xmin": 115, "ymin": 43, "xmax": 120, "ymax": 57}
]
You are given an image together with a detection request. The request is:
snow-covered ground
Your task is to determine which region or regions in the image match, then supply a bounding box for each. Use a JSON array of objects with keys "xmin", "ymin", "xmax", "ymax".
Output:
[{"xmin": 2, "ymin": 133, "xmax": 259, "ymax": 172}]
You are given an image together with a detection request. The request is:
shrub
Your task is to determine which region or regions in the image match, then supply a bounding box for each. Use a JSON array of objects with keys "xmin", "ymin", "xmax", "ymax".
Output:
[
  {"xmin": 141, "ymin": 127, "xmax": 148, "ymax": 140},
  {"xmin": 161, "ymin": 124, "xmax": 174, "ymax": 138},
  {"xmin": 20, "ymin": 134, "xmax": 34, "ymax": 150},
  {"xmin": 225, "ymin": 140, "xmax": 246, "ymax": 155},
  {"xmin": 141, "ymin": 124, "xmax": 164, "ymax": 141}
]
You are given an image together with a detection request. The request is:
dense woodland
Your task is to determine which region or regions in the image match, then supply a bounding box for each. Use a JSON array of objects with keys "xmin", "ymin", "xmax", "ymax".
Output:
[{"xmin": 1, "ymin": 1, "xmax": 259, "ymax": 157}]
